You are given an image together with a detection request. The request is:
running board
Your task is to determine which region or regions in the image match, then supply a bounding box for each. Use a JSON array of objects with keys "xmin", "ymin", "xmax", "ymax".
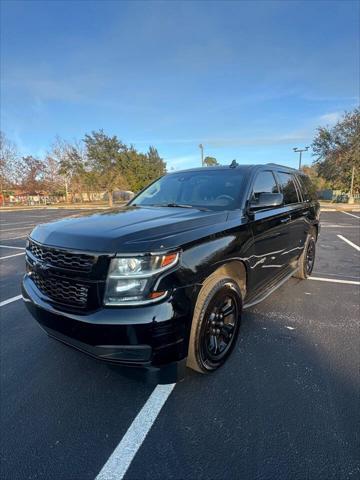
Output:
[{"xmin": 243, "ymin": 266, "xmax": 299, "ymax": 309}]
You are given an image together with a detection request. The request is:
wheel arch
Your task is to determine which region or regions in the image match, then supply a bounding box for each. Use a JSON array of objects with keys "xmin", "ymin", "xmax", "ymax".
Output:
[
  {"xmin": 307, "ymin": 222, "xmax": 318, "ymax": 240},
  {"xmin": 200, "ymin": 260, "xmax": 247, "ymax": 300}
]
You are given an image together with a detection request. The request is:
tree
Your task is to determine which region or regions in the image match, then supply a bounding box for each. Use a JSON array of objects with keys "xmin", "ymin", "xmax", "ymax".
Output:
[
  {"xmin": 82, "ymin": 170, "xmax": 101, "ymax": 201},
  {"xmin": 312, "ymin": 108, "xmax": 360, "ymax": 192},
  {"xmin": 301, "ymin": 165, "xmax": 329, "ymax": 191},
  {"xmin": 47, "ymin": 136, "xmax": 73, "ymax": 201},
  {"xmin": 16, "ymin": 156, "xmax": 45, "ymax": 193},
  {"xmin": 58, "ymin": 143, "xmax": 87, "ymax": 202},
  {"xmin": 122, "ymin": 146, "xmax": 166, "ymax": 192},
  {"xmin": 0, "ymin": 132, "xmax": 18, "ymax": 205},
  {"xmin": 43, "ymin": 154, "xmax": 65, "ymax": 197},
  {"xmin": 203, "ymin": 156, "xmax": 219, "ymax": 167},
  {"xmin": 84, "ymin": 130, "xmax": 128, "ymax": 207}
]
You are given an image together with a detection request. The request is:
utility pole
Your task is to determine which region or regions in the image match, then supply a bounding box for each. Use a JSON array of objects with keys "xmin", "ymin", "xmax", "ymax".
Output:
[
  {"xmin": 64, "ymin": 177, "xmax": 69, "ymax": 203},
  {"xmin": 0, "ymin": 180, "xmax": 4, "ymax": 207},
  {"xmin": 199, "ymin": 144, "xmax": 204, "ymax": 167},
  {"xmin": 349, "ymin": 165, "xmax": 355, "ymax": 204},
  {"xmin": 293, "ymin": 146, "xmax": 310, "ymax": 170}
]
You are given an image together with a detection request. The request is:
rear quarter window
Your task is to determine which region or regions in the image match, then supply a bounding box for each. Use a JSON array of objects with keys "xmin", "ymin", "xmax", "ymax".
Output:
[{"xmin": 297, "ymin": 174, "xmax": 318, "ymax": 202}]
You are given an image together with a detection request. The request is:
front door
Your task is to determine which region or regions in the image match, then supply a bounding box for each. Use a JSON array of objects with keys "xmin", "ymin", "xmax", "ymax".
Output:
[{"xmin": 247, "ymin": 170, "xmax": 292, "ymax": 290}]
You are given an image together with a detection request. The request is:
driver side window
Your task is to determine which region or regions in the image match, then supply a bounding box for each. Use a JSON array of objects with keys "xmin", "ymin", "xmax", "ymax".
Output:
[{"xmin": 252, "ymin": 171, "xmax": 279, "ymax": 202}]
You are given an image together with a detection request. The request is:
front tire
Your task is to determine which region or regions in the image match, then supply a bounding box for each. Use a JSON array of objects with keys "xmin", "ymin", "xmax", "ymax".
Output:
[
  {"xmin": 294, "ymin": 232, "xmax": 316, "ymax": 279},
  {"xmin": 187, "ymin": 277, "xmax": 242, "ymax": 374}
]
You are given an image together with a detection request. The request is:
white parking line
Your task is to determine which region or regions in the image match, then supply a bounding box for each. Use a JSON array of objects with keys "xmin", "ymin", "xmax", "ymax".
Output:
[
  {"xmin": 96, "ymin": 383, "xmax": 176, "ymax": 480},
  {"xmin": 310, "ymin": 276, "xmax": 360, "ymax": 285},
  {"xmin": 313, "ymin": 271, "xmax": 360, "ymax": 280},
  {"xmin": 321, "ymin": 224, "xmax": 358, "ymax": 228},
  {"xmin": 342, "ymin": 211, "xmax": 360, "ymax": 219},
  {"xmin": 337, "ymin": 234, "xmax": 360, "ymax": 252},
  {"xmin": 0, "ymin": 245, "xmax": 25, "ymax": 250},
  {"xmin": 0, "ymin": 221, "xmax": 39, "ymax": 226},
  {"xmin": 0, "ymin": 295, "xmax": 23, "ymax": 307},
  {"xmin": 0, "ymin": 226, "xmax": 35, "ymax": 232},
  {"xmin": 0, "ymin": 252, "xmax": 25, "ymax": 260},
  {"xmin": 1, "ymin": 216, "xmax": 55, "ymax": 221},
  {"xmin": 0, "ymin": 235, "xmax": 28, "ymax": 240}
]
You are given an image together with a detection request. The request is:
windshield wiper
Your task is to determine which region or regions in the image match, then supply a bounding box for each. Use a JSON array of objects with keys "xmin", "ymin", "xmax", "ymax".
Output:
[
  {"xmin": 164, "ymin": 203, "xmax": 194, "ymax": 209},
  {"xmin": 143, "ymin": 203, "xmax": 211, "ymax": 211}
]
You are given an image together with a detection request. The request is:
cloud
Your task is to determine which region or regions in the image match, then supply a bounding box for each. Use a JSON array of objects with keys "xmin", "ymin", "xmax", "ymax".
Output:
[
  {"xmin": 135, "ymin": 133, "xmax": 310, "ymax": 149},
  {"xmin": 318, "ymin": 112, "xmax": 343, "ymax": 125},
  {"xmin": 302, "ymin": 94, "xmax": 359, "ymax": 103},
  {"xmin": 203, "ymin": 133, "xmax": 310, "ymax": 148},
  {"xmin": 166, "ymin": 154, "xmax": 200, "ymax": 171},
  {"xmin": 2, "ymin": 67, "xmax": 106, "ymax": 104}
]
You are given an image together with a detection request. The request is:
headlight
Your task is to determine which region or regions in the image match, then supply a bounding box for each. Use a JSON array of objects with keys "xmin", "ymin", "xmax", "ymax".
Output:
[{"xmin": 104, "ymin": 252, "xmax": 179, "ymax": 305}]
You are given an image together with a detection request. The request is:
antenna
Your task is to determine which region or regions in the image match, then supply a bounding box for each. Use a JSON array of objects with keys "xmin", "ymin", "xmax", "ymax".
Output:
[{"xmin": 230, "ymin": 159, "xmax": 238, "ymax": 168}]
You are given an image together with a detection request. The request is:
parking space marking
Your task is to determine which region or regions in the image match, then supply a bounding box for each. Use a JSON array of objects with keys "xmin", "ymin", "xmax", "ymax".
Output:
[
  {"xmin": 313, "ymin": 271, "xmax": 360, "ymax": 280},
  {"xmin": 321, "ymin": 224, "xmax": 358, "ymax": 228},
  {"xmin": 0, "ymin": 252, "xmax": 25, "ymax": 260},
  {"xmin": 337, "ymin": 234, "xmax": 360, "ymax": 252},
  {"xmin": 0, "ymin": 226, "xmax": 35, "ymax": 232},
  {"xmin": 96, "ymin": 383, "xmax": 176, "ymax": 480},
  {"xmin": 1, "ymin": 216, "xmax": 57, "ymax": 222},
  {"xmin": 0, "ymin": 245, "xmax": 25, "ymax": 250},
  {"xmin": 0, "ymin": 221, "xmax": 39, "ymax": 226},
  {"xmin": 310, "ymin": 276, "xmax": 360, "ymax": 286},
  {"xmin": 342, "ymin": 211, "xmax": 360, "ymax": 219},
  {"xmin": 0, "ymin": 235, "xmax": 28, "ymax": 240},
  {"xmin": 0, "ymin": 295, "xmax": 23, "ymax": 307}
]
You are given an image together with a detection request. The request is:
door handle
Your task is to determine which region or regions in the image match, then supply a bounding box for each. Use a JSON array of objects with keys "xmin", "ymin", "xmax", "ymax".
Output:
[{"xmin": 280, "ymin": 216, "xmax": 291, "ymax": 224}]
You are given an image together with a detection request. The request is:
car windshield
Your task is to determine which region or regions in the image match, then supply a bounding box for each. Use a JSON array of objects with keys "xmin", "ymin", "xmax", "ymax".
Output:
[{"xmin": 130, "ymin": 168, "xmax": 247, "ymax": 211}]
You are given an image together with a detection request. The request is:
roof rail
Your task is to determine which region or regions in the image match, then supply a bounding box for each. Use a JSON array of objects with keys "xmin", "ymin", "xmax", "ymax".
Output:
[{"xmin": 266, "ymin": 163, "xmax": 298, "ymax": 171}]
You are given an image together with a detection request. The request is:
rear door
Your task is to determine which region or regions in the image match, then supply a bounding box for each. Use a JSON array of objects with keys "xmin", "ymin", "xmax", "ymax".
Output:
[
  {"xmin": 248, "ymin": 170, "xmax": 292, "ymax": 289},
  {"xmin": 275, "ymin": 171, "xmax": 307, "ymax": 266}
]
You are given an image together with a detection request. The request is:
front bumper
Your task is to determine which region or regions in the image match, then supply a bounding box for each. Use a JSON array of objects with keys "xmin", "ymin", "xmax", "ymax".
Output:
[{"xmin": 22, "ymin": 274, "xmax": 198, "ymax": 382}]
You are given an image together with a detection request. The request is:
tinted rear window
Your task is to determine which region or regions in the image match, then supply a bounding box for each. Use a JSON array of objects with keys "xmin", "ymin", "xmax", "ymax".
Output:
[
  {"xmin": 277, "ymin": 172, "xmax": 299, "ymax": 204},
  {"xmin": 297, "ymin": 175, "xmax": 318, "ymax": 202}
]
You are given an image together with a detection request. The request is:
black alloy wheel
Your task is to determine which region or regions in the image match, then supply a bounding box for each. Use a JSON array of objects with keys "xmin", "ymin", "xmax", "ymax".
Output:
[
  {"xmin": 199, "ymin": 284, "xmax": 241, "ymax": 369},
  {"xmin": 305, "ymin": 237, "xmax": 316, "ymax": 275}
]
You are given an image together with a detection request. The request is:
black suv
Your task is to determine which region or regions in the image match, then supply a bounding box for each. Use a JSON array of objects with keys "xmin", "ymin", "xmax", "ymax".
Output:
[{"xmin": 22, "ymin": 163, "xmax": 320, "ymax": 382}]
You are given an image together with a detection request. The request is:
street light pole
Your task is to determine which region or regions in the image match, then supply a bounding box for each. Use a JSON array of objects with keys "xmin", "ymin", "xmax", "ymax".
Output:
[
  {"xmin": 293, "ymin": 146, "xmax": 310, "ymax": 170},
  {"xmin": 199, "ymin": 144, "xmax": 204, "ymax": 167}
]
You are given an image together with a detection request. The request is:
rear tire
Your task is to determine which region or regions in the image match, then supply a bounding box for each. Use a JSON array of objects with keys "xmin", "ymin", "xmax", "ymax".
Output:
[
  {"xmin": 293, "ymin": 232, "xmax": 316, "ymax": 280},
  {"xmin": 187, "ymin": 276, "xmax": 242, "ymax": 374}
]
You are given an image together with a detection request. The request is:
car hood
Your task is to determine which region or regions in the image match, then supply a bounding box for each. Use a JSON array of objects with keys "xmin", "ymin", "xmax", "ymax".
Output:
[{"xmin": 30, "ymin": 206, "xmax": 231, "ymax": 253}]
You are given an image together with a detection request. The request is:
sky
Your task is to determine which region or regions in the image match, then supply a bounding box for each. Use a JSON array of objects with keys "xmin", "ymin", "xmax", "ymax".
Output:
[{"xmin": 1, "ymin": 0, "xmax": 359, "ymax": 170}]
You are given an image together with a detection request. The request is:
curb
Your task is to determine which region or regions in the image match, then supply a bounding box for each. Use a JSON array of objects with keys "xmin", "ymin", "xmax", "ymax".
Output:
[{"xmin": 0, "ymin": 204, "xmax": 125, "ymax": 212}]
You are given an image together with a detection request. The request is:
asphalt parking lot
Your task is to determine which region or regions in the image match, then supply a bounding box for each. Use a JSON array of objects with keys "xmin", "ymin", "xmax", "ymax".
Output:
[{"xmin": 0, "ymin": 208, "xmax": 359, "ymax": 480}]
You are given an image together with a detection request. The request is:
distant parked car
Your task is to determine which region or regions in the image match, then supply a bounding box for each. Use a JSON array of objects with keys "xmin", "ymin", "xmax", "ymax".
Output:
[
  {"xmin": 22, "ymin": 163, "xmax": 320, "ymax": 382},
  {"xmin": 334, "ymin": 194, "xmax": 349, "ymax": 203}
]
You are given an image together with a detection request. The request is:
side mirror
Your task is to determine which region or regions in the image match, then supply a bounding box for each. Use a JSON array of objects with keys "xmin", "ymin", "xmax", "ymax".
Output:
[{"xmin": 250, "ymin": 192, "xmax": 283, "ymax": 211}]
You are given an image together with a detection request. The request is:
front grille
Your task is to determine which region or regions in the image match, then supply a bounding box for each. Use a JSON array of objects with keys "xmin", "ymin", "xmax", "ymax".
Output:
[
  {"xmin": 31, "ymin": 272, "xmax": 89, "ymax": 307},
  {"xmin": 28, "ymin": 240, "xmax": 95, "ymax": 272}
]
